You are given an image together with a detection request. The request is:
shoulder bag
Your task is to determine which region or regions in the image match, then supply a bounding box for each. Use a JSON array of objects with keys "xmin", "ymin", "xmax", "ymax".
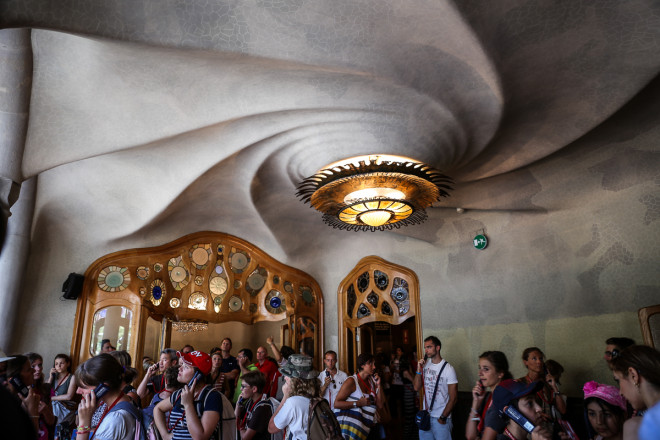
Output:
[{"xmin": 415, "ymin": 361, "xmax": 448, "ymax": 431}]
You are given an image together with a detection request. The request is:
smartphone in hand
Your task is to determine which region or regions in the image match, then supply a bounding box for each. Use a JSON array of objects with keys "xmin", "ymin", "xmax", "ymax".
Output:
[
  {"xmin": 93, "ymin": 383, "xmax": 109, "ymax": 399},
  {"xmin": 9, "ymin": 376, "xmax": 30, "ymax": 398},
  {"xmin": 503, "ymin": 406, "xmax": 535, "ymax": 433},
  {"xmin": 187, "ymin": 371, "xmax": 203, "ymax": 388}
]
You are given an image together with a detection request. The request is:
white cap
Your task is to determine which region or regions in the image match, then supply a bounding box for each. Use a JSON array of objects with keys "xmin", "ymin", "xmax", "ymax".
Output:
[{"xmin": 0, "ymin": 349, "xmax": 15, "ymax": 363}]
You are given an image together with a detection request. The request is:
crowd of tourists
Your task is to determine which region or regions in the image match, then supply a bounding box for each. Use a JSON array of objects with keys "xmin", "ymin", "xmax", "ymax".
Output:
[{"xmin": 1, "ymin": 335, "xmax": 659, "ymax": 440}]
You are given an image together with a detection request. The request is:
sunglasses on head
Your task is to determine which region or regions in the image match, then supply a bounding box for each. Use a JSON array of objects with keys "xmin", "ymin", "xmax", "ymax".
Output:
[{"xmin": 605, "ymin": 349, "xmax": 620, "ymax": 358}]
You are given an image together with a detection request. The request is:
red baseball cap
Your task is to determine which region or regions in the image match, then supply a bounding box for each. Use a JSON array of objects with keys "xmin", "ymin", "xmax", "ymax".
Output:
[{"xmin": 178, "ymin": 350, "xmax": 212, "ymax": 376}]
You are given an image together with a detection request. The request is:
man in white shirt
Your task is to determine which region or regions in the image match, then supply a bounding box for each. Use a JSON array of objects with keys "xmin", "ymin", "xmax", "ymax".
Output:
[
  {"xmin": 413, "ymin": 336, "xmax": 458, "ymax": 440},
  {"xmin": 317, "ymin": 350, "xmax": 348, "ymax": 411}
]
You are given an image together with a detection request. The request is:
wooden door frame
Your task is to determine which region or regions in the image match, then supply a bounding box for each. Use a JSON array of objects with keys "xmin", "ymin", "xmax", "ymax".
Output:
[{"xmin": 337, "ymin": 255, "xmax": 422, "ymax": 373}]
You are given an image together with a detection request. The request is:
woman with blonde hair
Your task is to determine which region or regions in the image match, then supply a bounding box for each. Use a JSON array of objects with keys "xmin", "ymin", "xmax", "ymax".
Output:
[{"xmin": 268, "ymin": 354, "xmax": 321, "ymax": 439}]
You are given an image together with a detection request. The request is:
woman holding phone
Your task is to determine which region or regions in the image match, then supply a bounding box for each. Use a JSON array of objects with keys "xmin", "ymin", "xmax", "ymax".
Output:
[
  {"xmin": 75, "ymin": 353, "xmax": 140, "ymax": 440},
  {"xmin": 6, "ymin": 354, "xmax": 41, "ymax": 432},
  {"xmin": 517, "ymin": 347, "xmax": 566, "ymax": 419},
  {"xmin": 25, "ymin": 352, "xmax": 56, "ymax": 440},
  {"xmin": 466, "ymin": 351, "xmax": 512, "ymax": 440},
  {"xmin": 334, "ymin": 352, "xmax": 384, "ymax": 440},
  {"xmin": 46, "ymin": 353, "xmax": 78, "ymax": 439}
]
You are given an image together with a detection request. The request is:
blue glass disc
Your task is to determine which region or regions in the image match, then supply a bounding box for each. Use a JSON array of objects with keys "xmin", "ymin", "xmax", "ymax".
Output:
[
  {"xmin": 153, "ymin": 286, "xmax": 162, "ymax": 300},
  {"xmin": 269, "ymin": 297, "xmax": 282, "ymax": 309}
]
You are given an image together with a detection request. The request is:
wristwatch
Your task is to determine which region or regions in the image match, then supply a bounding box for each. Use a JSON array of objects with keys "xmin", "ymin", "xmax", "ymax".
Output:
[
  {"xmin": 439, "ymin": 416, "xmax": 447, "ymax": 422},
  {"xmin": 353, "ymin": 401, "xmax": 357, "ymax": 408}
]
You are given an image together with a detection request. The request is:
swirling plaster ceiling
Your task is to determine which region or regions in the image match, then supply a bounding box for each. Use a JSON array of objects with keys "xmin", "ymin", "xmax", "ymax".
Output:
[{"xmin": 1, "ymin": 0, "xmax": 659, "ymax": 333}]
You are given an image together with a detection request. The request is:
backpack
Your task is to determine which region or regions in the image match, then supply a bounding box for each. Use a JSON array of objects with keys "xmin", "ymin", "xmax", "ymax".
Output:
[
  {"xmin": 109, "ymin": 401, "xmax": 147, "ymax": 440},
  {"xmin": 252, "ymin": 396, "xmax": 282, "ymax": 440},
  {"xmin": 306, "ymin": 397, "xmax": 343, "ymax": 440},
  {"xmin": 170, "ymin": 385, "xmax": 226, "ymax": 440},
  {"xmin": 216, "ymin": 390, "xmax": 237, "ymax": 440}
]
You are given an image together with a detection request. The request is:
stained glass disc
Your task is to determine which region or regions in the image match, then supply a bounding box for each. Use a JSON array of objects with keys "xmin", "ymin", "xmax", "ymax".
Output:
[
  {"xmin": 228, "ymin": 296, "xmax": 243, "ymax": 312},
  {"xmin": 188, "ymin": 292, "xmax": 207, "ymax": 310},
  {"xmin": 230, "ymin": 252, "xmax": 249, "ymax": 271},
  {"xmin": 137, "ymin": 266, "xmax": 149, "ymax": 280},
  {"xmin": 192, "ymin": 247, "xmax": 210, "ymax": 266}
]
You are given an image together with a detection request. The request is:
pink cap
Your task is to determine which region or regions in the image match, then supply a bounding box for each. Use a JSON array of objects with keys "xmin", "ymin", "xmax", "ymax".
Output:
[{"xmin": 583, "ymin": 381, "xmax": 626, "ymax": 410}]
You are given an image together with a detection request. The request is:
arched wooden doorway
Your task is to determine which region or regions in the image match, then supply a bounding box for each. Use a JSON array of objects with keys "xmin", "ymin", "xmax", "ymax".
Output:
[
  {"xmin": 71, "ymin": 231, "xmax": 324, "ymax": 370},
  {"xmin": 338, "ymin": 256, "xmax": 421, "ymax": 373}
]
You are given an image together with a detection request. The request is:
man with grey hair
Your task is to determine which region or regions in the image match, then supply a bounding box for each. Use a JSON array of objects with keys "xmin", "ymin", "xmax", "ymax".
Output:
[{"xmin": 137, "ymin": 348, "xmax": 178, "ymax": 399}]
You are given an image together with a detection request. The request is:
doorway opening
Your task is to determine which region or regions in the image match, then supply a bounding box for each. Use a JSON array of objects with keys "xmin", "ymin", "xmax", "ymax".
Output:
[
  {"xmin": 337, "ymin": 256, "xmax": 422, "ymax": 373},
  {"xmin": 359, "ymin": 316, "xmax": 418, "ymax": 360}
]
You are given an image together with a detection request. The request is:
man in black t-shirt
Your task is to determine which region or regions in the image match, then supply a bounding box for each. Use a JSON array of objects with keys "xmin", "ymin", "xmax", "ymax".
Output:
[
  {"xmin": 235, "ymin": 371, "xmax": 273, "ymax": 440},
  {"xmin": 137, "ymin": 348, "xmax": 178, "ymax": 400},
  {"xmin": 219, "ymin": 338, "xmax": 240, "ymax": 398}
]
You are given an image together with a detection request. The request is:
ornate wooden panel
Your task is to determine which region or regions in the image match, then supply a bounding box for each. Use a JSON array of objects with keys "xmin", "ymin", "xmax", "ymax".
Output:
[{"xmin": 71, "ymin": 231, "xmax": 323, "ymax": 367}]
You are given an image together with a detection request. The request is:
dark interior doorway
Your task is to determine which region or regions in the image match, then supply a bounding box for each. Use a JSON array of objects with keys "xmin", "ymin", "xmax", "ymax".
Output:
[{"xmin": 360, "ymin": 316, "xmax": 418, "ymax": 359}]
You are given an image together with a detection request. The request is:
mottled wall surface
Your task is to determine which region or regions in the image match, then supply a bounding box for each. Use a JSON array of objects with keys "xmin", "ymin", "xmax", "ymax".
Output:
[{"xmin": 1, "ymin": 0, "xmax": 659, "ymax": 398}]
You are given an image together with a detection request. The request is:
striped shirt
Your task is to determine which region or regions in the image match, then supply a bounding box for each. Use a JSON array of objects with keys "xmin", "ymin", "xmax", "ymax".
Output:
[{"xmin": 168, "ymin": 386, "xmax": 222, "ymax": 440}]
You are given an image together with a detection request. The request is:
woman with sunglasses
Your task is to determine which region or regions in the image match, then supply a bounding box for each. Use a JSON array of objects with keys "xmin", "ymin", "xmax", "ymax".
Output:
[{"xmin": 610, "ymin": 345, "xmax": 660, "ymax": 440}]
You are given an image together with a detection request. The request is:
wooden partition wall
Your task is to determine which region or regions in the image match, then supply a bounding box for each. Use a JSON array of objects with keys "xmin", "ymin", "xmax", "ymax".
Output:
[
  {"xmin": 71, "ymin": 231, "xmax": 324, "ymax": 369},
  {"xmin": 338, "ymin": 255, "xmax": 422, "ymax": 373}
]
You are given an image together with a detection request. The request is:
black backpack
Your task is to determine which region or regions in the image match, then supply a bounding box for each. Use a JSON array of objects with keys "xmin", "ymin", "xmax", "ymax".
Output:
[{"xmin": 306, "ymin": 397, "xmax": 343, "ymax": 440}]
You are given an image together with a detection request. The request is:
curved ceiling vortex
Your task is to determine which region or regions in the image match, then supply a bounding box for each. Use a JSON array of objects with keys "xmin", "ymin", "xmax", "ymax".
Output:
[{"xmin": 2, "ymin": 0, "xmax": 660, "ymax": 258}]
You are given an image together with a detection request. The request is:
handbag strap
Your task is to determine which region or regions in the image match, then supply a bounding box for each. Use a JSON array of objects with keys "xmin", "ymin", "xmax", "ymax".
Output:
[{"xmin": 425, "ymin": 361, "xmax": 448, "ymax": 411}]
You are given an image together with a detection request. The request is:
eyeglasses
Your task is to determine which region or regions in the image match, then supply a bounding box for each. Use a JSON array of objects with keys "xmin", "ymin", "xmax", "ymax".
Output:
[{"xmin": 240, "ymin": 384, "xmax": 251, "ymax": 389}]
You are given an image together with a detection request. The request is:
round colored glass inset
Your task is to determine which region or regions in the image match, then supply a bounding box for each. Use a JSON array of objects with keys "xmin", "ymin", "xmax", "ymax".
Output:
[{"xmin": 270, "ymin": 297, "xmax": 282, "ymax": 308}]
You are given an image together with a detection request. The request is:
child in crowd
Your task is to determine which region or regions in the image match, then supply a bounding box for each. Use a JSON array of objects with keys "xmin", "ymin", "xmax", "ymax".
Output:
[
  {"xmin": 583, "ymin": 381, "xmax": 626, "ymax": 440},
  {"xmin": 489, "ymin": 379, "xmax": 553, "ymax": 440},
  {"xmin": 153, "ymin": 350, "xmax": 222, "ymax": 440}
]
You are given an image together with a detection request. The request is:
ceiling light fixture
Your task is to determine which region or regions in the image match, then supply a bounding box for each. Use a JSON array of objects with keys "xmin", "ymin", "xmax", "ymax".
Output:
[{"xmin": 296, "ymin": 155, "xmax": 453, "ymax": 231}]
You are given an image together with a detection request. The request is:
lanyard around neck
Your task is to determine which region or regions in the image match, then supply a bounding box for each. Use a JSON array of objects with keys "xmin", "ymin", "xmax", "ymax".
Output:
[
  {"xmin": 240, "ymin": 395, "xmax": 265, "ymax": 429},
  {"xmin": 356, "ymin": 374, "xmax": 375, "ymax": 396},
  {"xmin": 56, "ymin": 373, "xmax": 70, "ymax": 389},
  {"xmin": 168, "ymin": 387, "xmax": 204, "ymax": 432},
  {"xmin": 91, "ymin": 392, "xmax": 124, "ymax": 440}
]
